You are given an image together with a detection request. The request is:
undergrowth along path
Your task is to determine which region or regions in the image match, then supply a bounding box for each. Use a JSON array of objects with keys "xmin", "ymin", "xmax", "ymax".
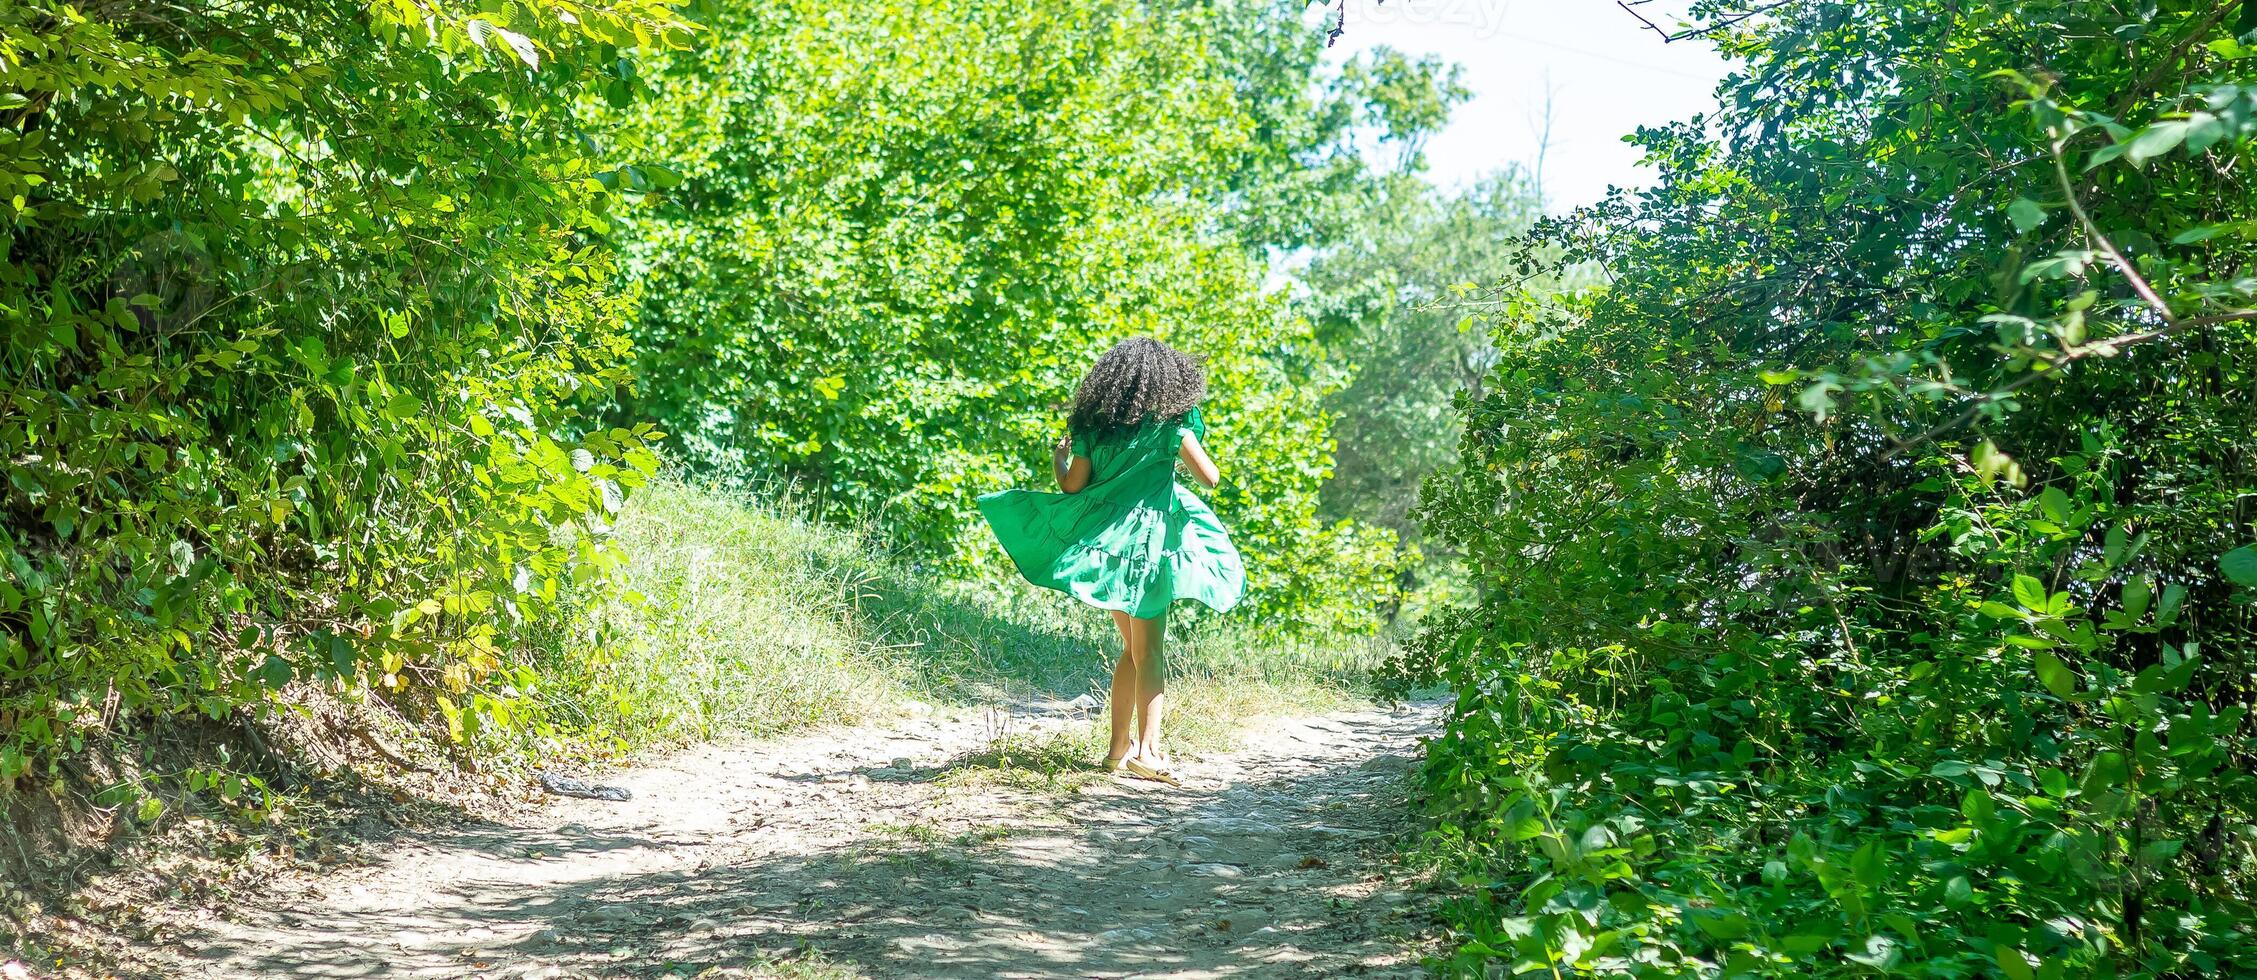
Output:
[{"xmin": 155, "ymin": 700, "xmax": 1445, "ymax": 978}]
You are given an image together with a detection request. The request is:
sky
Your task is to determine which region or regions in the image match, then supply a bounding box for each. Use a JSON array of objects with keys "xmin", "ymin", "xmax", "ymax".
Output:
[{"xmin": 1316, "ymin": 0, "xmax": 1740, "ymax": 210}]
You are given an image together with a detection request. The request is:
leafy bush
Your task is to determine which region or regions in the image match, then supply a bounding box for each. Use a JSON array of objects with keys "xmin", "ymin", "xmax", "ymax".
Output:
[
  {"xmin": 0, "ymin": 1, "xmax": 686, "ymax": 775},
  {"xmin": 1413, "ymin": 2, "xmax": 2257, "ymax": 975},
  {"xmin": 597, "ymin": 0, "xmax": 1440, "ymax": 634}
]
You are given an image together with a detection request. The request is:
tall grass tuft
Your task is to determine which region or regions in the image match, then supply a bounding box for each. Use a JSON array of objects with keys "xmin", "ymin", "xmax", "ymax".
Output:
[{"xmin": 529, "ymin": 474, "xmax": 911, "ymax": 749}]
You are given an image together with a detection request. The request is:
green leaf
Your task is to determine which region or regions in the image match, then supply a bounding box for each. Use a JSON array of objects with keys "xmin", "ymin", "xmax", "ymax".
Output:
[
  {"xmin": 2156, "ymin": 583, "xmax": 2188, "ymax": 624},
  {"xmin": 1797, "ymin": 380, "xmax": 1842, "ymax": 419},
  {"xmin": 2083, "ymin": 751, "xmax": 2129, "ymax": 792},
  {"xmin": 256, "ymin": 654, "xmax": 294, "ymax": 690},
  {"xmin": 2133, "ymin": 663, "xmax": 2171, "ymax": 694},
  {"xmin": 2103, "ymin": 525, "xmax": 2129, "ymax": 566},
  {"xmin": 2221, "ymin": 544, "xmax": 2257, "ymax": 588},
  {"xmin": 1945, "ymin": 875, "xmax": 1973, "ymax": 904},
  {"xmin": 1694, "ymin": 911, "xmax": 1752, "ymax": 940},
  {"xmin": 385, "ymin": 391, "xmax": 424, "ymax": 419},
  {"xmin": 1850, "ymin": 837, "xmax": 1886, "ymax": 886},
  {"xmin": 2172, "ymin": 223, "xmax": 2234, "ymax": 244},
  {"xmin": 493, "ymin": 26, "xmax": 541, "ymax": 69},
  {"xmin": 2085, "ymin": 141, "xmax": 2131, "ymax": 171},
  {"xmin": 1961, "ymin": 787, "xmax": 1995, "ymax": 822},
  {"xmin": 2019, "ymin": 251, "xmax": 2092, "ymax": 283},
  {"xmin": 1977, "ymin": 601, "xmax": 2025, "ymax": 620},
  {"xmin": 1847, "ymin": 934, "xmax": 1900, "ymax": 970},
  {"xmin": 1782, "ymin": 923, "xmax": 1837, "ymax": 955},
  {"xmin": 2033, "ymin": 650, "xmax": 2076, "ymax": 696},
  {"xmin": 2121, "ymin": 578, "xmax": 2151, "ymax": 619},
  {"xmin": 2125, "ymin": 119, "xmax": 2189, "ymax": 166},
  {"xmin": 2006, "ymin": 197, "xmax": 2046, "ymax": 233},
  {"xmin": 2183, "ymin": 111, "xmax": 2227, "ymax": 154},
  {"xmin": 328, "ymin": 632, "xmax": 356, "ymax": 677},
  {"xmin": 2012, "ymin": 574, "xmax": 2048, "ymax": 610},
  {"xmin": 2160, "ymin": 654, "xmax": 2200, "ymax": 693},
  {"xmin": 1996, "ymin": 946, "xmax": 2036, "ymax": 980}
]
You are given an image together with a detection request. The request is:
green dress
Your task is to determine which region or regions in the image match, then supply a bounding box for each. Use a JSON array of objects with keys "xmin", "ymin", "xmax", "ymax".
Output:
[{"xmin": 977, "ymin": 407, "xmax": 1244, "ymax": 620}]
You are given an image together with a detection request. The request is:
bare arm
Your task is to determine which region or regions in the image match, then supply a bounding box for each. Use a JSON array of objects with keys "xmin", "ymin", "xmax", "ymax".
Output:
[
  {"xmin": 1178, "ymin": 432, "xmax": 1219, "ymax": 488},
  {"xmin": 1054, "ymin": 436, "xmax": 1091, "ymax": 493}
]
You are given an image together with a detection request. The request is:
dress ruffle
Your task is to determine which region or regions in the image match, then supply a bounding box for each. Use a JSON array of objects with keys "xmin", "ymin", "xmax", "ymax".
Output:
[{"xmin": 978, "ymin": 409, "xmax": 1243, "ymax": 619}]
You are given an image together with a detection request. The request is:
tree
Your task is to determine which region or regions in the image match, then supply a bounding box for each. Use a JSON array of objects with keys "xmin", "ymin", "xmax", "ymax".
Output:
[
  {"xmin": 597, "ymin": 0, "xmax": 1453, "ymax": 633},
  {"xmin": 1301, "ymin": 170, "xmax": 1547, "ymax": 552}
]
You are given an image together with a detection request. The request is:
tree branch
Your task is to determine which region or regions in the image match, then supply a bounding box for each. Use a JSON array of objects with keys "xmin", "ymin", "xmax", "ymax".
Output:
[
  {"xmin": 2114, "ymin": 2, "xmax": 2244, "ymax": 116},
  {"xmin": 2052, "ymin": 136, "xmax": 2175, "ymax": 322},
  {"xmin": 1616, "ymin": 0, "xmax": 1806, "ymax": 43}
]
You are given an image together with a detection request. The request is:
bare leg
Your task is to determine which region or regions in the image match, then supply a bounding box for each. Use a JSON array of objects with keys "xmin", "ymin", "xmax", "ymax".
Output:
[
  {"xmin": 1130, "ymin": 612, "xmax": 1166, "ymax": 764},
  {"xmin": 1106, "ymin": 610, "xmax": 1137, "ymax": 762}
]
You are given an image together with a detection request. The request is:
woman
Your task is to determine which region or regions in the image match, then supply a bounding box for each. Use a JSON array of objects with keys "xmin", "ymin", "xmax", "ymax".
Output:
[{"xmin": 976, "ymin": 338, "xmax": 1245, "ymax": 784}]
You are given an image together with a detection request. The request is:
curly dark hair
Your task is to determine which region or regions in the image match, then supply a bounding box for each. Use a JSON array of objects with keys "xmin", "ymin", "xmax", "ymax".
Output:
[{"xmin": 1067, "ymin": 337, "xmax": 1206, "ymax": 437}]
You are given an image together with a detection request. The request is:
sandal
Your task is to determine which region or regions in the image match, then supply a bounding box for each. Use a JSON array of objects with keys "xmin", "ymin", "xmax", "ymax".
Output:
[
  {"xmin": 1122, "ymin": 755, "xmax": 1182, "ymax": 787},
  {"xmin": 1103, "ymin": 742, "xmax": 1136, "ymax": 773}
]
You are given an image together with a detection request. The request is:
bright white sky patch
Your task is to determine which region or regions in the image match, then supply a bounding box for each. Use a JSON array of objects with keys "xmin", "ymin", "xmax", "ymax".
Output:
[{"xmin": 1318, "ymin": 0, "xmax": 1738, "ymax": 210}]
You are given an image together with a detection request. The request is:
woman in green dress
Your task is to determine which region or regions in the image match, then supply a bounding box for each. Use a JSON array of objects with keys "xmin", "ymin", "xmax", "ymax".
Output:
[{"xmin": 977, "ymin": 338, "xmax": 1245, "ymax": 785}]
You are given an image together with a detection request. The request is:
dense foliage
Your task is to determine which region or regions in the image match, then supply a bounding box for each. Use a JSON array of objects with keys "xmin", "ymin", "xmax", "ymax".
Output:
[
  {"xmin": 0, "ymin": 2, "xmax": 693, "ymax": 779},
  {"xmin": 1414, "ymin": 1, "xmax": 2257, "ymax": 975},
  {"xmin": 0, "ymin": 0, "xmax": 1456, "ymax": 794},
  {"xmin": 599, "ymin": 0, "xmax": 1453, "ymax": 634}
]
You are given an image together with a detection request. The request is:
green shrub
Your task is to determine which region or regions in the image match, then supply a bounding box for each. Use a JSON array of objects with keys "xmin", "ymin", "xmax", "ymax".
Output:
[
  {"xmin": 0, "ymin": 1, "xmax": 688, "ymax": 775},
  {"xmin": 1413, "ymin": 2, "xmax": 2257, "ymax": 975}
]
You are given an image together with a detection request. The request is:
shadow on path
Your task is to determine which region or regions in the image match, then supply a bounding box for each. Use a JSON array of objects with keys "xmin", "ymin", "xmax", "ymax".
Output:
[{"xmin": 172, "ymin": 707, "xmax": 1440, "ymax": 979}]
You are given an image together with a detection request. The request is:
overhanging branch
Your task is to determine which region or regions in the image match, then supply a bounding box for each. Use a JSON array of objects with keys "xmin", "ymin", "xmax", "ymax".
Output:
[{"xmin": 1616, "ymin": 0, "xmax": 1805, "ymax": 43}]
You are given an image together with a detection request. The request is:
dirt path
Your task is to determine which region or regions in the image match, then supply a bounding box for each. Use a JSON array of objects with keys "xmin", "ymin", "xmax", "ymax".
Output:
[{"xmin": 151, "ymin": 700, "xmax": 1444, "ymax": 979}]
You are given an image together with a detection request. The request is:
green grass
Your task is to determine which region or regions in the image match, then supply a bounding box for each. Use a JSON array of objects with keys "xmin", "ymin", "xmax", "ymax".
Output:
[
  {"xmin": 529, "ymin": 472, "xmax": 1389, "ymax": 760},
  {"xmin": 528, "ymin": 473, "xmax": 912, "ymax": 748},
  {"xmin": 935, "ymin": 729, "xmax": 1108, "ymax": 793},
  {"xmin": 866, "ymin": 820, "xmax": 1018, "ymax": 850}
]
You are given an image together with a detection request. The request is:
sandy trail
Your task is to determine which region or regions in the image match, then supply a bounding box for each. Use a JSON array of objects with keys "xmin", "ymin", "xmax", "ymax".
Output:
[{"xmin": 154, "ymin": 699, "xmax": 1443, "ymax": 979}]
